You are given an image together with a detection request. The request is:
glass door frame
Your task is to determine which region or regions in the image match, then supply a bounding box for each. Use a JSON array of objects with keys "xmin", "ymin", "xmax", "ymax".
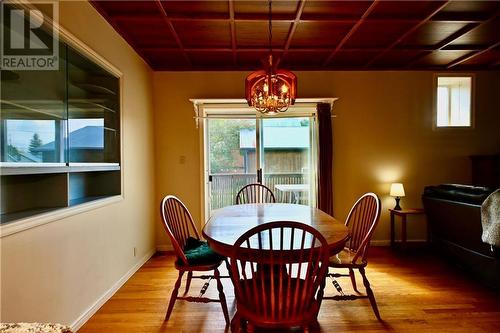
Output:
[{"xmin": 195, "ymin": 98, "xmax": 334, "ymax": 224}]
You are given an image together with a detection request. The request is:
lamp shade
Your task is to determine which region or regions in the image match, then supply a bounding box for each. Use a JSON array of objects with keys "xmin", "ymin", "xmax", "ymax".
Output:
[{"xmin": 390, "ymin": 183, "xmax": 405, "ymax": 197}]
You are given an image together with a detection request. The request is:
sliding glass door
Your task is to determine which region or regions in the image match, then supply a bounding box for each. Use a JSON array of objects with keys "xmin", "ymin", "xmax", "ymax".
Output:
[
  {"xmin": 261, "ymin": 117, "xmax": 315, "ymax": 206},
  {"xmin": 204, "ymin": 107, "xmax": 317, "ymax": 215},
  {"xmin": 207, "ymin": 118, "xmax": 257, "ymax": 211}
]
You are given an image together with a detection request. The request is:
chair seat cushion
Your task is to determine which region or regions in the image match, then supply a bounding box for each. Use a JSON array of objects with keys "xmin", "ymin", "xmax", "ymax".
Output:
[
  {"xmin": 329, "ymin": 248, "xmax": 365, "ymax": 267},
  {"xmin": 180, "ymin": 237, "xmax": 224, "ymax": 266}
]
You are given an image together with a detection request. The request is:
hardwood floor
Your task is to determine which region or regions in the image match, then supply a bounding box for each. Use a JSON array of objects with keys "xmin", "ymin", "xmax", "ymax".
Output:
[{"xmin": 79, "ymin": 247, "xmax": 500, "ymax": 333}]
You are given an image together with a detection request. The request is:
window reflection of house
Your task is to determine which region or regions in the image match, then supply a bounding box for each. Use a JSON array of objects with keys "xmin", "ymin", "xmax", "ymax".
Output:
[
  {"xmin": 239, "ymin": 126, "xmax": 309, "ymax": 173},
  {"xmin": 34, "ymin": 126, "xmax": 104, "ymax": 162}
]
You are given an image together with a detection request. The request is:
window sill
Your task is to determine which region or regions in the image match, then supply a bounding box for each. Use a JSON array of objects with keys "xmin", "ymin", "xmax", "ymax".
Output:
[{"xmin": 0, "ymin": 195, "xmax": 123, "ymax": 238}]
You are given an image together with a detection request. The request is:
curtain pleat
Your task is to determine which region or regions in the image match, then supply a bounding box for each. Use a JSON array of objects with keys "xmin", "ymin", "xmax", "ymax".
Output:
[{"xmin": 317, "ymin": 103, "xmax": 333, "ymax": 216}]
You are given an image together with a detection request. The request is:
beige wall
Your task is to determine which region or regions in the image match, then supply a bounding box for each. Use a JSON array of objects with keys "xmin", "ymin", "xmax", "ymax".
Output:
[
  {"xmin": 0, "ymin": 1, "xmax": 156, "ymax": 328},
  {"xmin": 153, "ymin": 70, "xmax": 500, "ymax": 247}
]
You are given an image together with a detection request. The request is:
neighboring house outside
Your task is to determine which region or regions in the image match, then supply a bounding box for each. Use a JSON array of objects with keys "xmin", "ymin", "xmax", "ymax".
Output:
[
  {"xmin": 34, "ymin": 126, "xmax": 105, "ymax": 162},
  {"xmin": 239, "ymin": 126, "xmax": 309, "ymax": 174}
]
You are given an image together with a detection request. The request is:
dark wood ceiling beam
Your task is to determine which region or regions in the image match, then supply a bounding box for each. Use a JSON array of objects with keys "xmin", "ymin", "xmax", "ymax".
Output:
[
  {"xmin": 154, "ymin": 0, "xmax": 191, "ymax": 66},
  {"xmin": 229, "ymin": 0, "xmax": 237, "ymax": 65},
  {"xmin": 365, "ymin": 1, "xmax": 451, "ymax": 68},
  {"xmin": 323, "ymin": 0, "xmax": 379, "ymax": 67},
  {"xmin": 150, "ymin": 64, "xmax": 490, "ymax": 72},
  {"xmin": 140, "ymin": 46, "xmax": 486, "ymax": 53},
  {"xmin": 110, "ymin": 15, "xmax": 481, "ymax": 25},
  {"xmin": 431, "ymin": 12, "xmax": 491, "ymax": 22},
  {"xmin": 447, "ymin": 41, "xmax": 500, "ymax": 68},
  {"xmin": 276, "ymin": 0, "xmax": 307, "ymax": 67}
]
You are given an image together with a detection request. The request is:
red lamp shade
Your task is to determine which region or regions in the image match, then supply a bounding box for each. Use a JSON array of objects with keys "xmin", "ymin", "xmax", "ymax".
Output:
[{"xmin": 245, "ymin": 55, "xmax": 297, "ymax": 114}]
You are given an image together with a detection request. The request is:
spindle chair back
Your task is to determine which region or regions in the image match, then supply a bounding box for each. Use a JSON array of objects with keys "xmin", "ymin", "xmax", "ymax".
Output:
[
  {"xmin": 235, "ymin": 183, "xmax": 276, "ymax": 205},
  {"xmin": 161, "ymin": 195, "xmax": 200, "ymax": 266},
  {"xmin": 325, "ymin": 192, "xmax": 382, "ymax": 320},
  {"xmin": 160, "ymin": 195, "xmax": 230, "ymax": 325},
  {"xmin": 344, "ymin": 192, "xmax": 381, "ymax": 264},
  {"xmin": 230, "ymin": 221, "xmax": 329, "ymax": 331}
]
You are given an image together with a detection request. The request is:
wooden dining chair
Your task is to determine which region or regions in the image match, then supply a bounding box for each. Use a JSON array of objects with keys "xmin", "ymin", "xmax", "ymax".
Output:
[
  {"xmin": 235, "ymin": 183, "xmax": 276, "ymax": 204},
  {"xmin": 230, "ymin": 221, "xmax": 330, "ymax": 332},
  {"xmin": 324, "ymin": 192, "xmax": 382, "ymax": 319},
  {"xmin": 160, "ymin": 195, "xmax": 230, "ymax": 325}
]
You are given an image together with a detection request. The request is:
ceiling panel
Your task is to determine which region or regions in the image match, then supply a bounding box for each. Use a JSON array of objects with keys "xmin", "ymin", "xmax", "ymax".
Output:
[
  {"xmin": 413, "ymin": 50, "xmax": 471, "ymax": 66},
  {"xmin": 160, "ymin": 0, "xmax": 229, "ymax": 18},
  {"xmin": 280, "ymin": 51, "xmax": 330, "ymax": 68},
  {"xmin": 234, "ymin": 0, "xmax": 299, "ymax": 18},
  {"xmin": 173, "ymin": 20, "xmax": 232, "ymax": 48},
  {"xmin": 114, "ymin": 19, "xmax": 177, "ymax": 48},
  {"xmin": 91, "ymin": 0, "xmax": 500, "ymax": 71},
  {"xmin": 328, "ymin": 50, "xmax": 381, "ymax": 68},
  {"xmin": 447, "ymin": 18, "xmax": 500, "ymax": 47},
  {"xmin": 301, "ymin": 1, "xmax": 372, "ymax": 19},
  {"xmin": 367, "ymin": 1, "xmax": 446, "ymax": 20},
  {"xmin": 460, "ymin": 50, "xmax": 500, "ymax": 66},
  {"xmin": 188, "ymin": 51, "xmax": 235, "ymax": 68},
  {"xmin": 399, "ymin": 22, "xmax": 469, "ymax": 47},
  {"xmin": 291, "ymin": 21, "xmax": 355, "ymax": 48},
  {"xmin": 236, "ymin": 21, "xmax": 291, "ymax": 47},
  {"xmin": 373, "ymin": 50, "xmax": 425, "ymax": 67},
  {"xmin": 344, "ymin": 21, "xmax": 416, "ymax": 48}
]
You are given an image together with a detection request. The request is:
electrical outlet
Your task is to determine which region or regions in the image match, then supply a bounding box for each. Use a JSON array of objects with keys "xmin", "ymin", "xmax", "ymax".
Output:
[{"xmin": 133, "ymin": 247, "xmax": 137, "ymax": 257}]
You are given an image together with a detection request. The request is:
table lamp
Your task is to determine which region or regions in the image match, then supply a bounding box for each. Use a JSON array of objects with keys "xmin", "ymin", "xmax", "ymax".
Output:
[{"xmin": 390, "ymin": 183, "xmax": 405, "ymax": 210}]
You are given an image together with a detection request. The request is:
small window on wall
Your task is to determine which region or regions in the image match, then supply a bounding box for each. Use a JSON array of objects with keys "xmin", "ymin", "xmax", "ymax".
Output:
[{"xmin": 436, "ymin": 75, "xmax": 473, "ymax": 127}]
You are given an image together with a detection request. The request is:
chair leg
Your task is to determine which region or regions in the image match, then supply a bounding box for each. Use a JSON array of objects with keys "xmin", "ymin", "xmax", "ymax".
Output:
[
  {"xmin": 183, "ymin": 271, "xmax": 193, "ymax": 295},
  {"xmin": 215, "ymin": 267, "xmax": 230, "ymax": 326},
  {"xmin": 224, "ymin": 258, "xmax": 232, "ymax": 279},
  {"xmin": 349, "ymin": 268, "xmax": 359, "ymax": 293},
  {"xmin": 165, "ymin": 270, "xmax": 184, "ymax": 321},
  {"xmin": 230, "ymin": 311, "xmax": 241, "ymax": 333},
  {"xmin": 359, "ymin": 267, "xmax": 381, "ymax": 320}
]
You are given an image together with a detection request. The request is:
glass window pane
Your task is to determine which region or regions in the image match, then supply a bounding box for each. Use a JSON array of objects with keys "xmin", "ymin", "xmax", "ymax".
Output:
[
  {"xmin": 437, "ymin": 76, "xmax": 471, "ymax": 127},
  {"xmin": 262, "ymin": 117, "xmax": 312, "ymax": 205},
  {"xmin": 67, "ymin": 47, "xmax": 120, "ymax": 163},
  {"xmin": 437, "ymin": 86, "xmax": 449, "ymax": 127},
  {"xmin": 208, "ymin": 118, "xmax": 256, "ymax": 210},
  {"xmin": 1, "ymin": 43, "xmax": 67, "ymax": 163}
]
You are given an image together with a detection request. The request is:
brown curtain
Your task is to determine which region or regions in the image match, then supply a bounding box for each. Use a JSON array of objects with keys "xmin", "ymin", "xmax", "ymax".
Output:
[{"xmin": 317, "ymin": 102, "xmax": 333, "ymax": 216}]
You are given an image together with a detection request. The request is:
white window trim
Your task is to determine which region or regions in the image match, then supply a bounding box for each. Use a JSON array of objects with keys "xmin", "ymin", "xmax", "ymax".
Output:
[{"xmin": 433, "ymin": 73, "xmax": 475, "ymax": 130}]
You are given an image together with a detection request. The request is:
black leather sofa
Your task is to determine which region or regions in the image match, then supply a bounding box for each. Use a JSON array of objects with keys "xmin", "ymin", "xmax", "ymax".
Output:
[{"xmin": 422, "ymin": 184, "xmax": 500, "ymax": 289}]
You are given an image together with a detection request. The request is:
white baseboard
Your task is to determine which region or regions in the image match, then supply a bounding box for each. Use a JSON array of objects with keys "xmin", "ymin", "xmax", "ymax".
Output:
[{"xmin": 70, "ymin": 248, "xmax": 156, "ymax": 332}]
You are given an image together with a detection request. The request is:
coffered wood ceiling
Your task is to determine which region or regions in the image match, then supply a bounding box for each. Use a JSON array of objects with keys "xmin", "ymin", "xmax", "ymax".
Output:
[{"xmin": 91, "ymin": 0, "xmax": 500, "ymax": 71}]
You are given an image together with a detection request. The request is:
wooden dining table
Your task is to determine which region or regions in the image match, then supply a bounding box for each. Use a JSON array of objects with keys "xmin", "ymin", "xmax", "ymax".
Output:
[{"xmin": 202, "ymin": 203, "xmax": 349, "ymax": 257}]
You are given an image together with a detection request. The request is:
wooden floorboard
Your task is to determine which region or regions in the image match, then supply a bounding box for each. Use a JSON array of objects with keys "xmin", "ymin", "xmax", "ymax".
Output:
[{"xmin": 78, "ymin": 247, "xmax": 500, "ymax": 332}]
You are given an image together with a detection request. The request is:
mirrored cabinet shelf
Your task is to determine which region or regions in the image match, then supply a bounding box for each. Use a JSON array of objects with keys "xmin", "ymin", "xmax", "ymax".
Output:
[{"xmin": 1, "ymin": 22, "xmax": 121, "ymax": 225}]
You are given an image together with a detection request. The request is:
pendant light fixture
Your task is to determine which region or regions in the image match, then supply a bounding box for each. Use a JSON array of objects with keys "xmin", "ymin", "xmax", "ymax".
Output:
[{"xmin": 245, "ymin": 0, "xmax": 297, "ymax": 114}]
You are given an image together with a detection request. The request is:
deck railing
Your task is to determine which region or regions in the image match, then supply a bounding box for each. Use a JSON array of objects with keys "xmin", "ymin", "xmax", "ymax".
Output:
[{"xmin": 209, "ymin": 172, "xmax": 307, "ymax": 210}]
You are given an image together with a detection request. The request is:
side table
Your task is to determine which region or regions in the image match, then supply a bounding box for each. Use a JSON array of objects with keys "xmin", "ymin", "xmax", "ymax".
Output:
[{"xmin": 389, "ymin": 208, "xmax": 426, "ymax": 249}]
